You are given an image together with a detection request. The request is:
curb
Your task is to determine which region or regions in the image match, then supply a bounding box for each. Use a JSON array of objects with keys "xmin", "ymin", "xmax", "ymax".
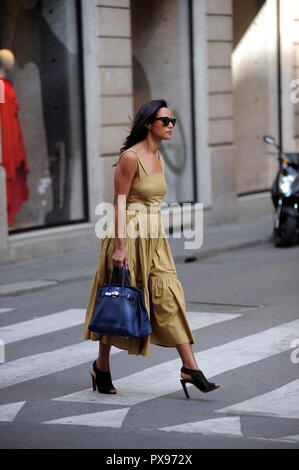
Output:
[
  {"xmin": 174, "ymin": 235, "xmax": 273, "ymax": 263},
  {"xmin": 0, "ymin": 233, "xmax": 273, "ymax": 296}
]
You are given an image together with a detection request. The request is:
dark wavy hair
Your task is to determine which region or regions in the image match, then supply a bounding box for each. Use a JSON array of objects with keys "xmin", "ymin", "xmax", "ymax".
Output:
[{"xmin": 112, "ymin": 99, "xmax": 167, "ymax": 167}]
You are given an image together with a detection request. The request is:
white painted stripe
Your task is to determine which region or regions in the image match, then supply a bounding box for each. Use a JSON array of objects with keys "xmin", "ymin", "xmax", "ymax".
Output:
[
  {"xmin": 0, "ymin": 280, "xmax": 58, "ymax": 295},
  {"xmin": 0, "ymin": 339, "xmax": 4, "ymax": 363},
  {"xmin": 280, "ymin": 435, "xmax": 299, "ymax": 443},
  {"xmin": 0, "ymin": 309, "xmax": 85, "ymax": 344},
  {"xmin": 157, "ymin": 423, "xmax": 297, "ymax": 444},
  {"xmin": 248, "ymin": 436, "xmax": 298, "ymax": 444},
  {"xmin": 156, "ymin": 419, "xmax": 299, "ymax": 444},
  {"xmin": 215, "ymin": 379, "xmax": 299, "ymax": 419},
  {"xmin": 0, "ymin": 401, "xmax": 26, "ymax": 422},
  {"xmin": 0, "ymin": 310, "xmax": 240, "ymax": 345},
  {"xmin": 0, "ymin": 312, "xmax": 239, "ymax": 390},
  {"xmin": 53, "ymin": 319, "xmax": 299, "ymax": 406},
  {"xmin": 0, "ymin": 308, "xmax": 15, "ymax": 314},
  {"xmin": 44, "ymin": 408, "xmax": 130, "ymax": 428},
  {"xmin": 0, "ymin": 311, "xmax": 239, "ymax": 345},
  {"xmin": 158, "ymin": 416, "xmax": 243, "ymax": 437},
  {"xmin": 0, "ymin": 343, "xmax": 121, "ymax": 390},
  {"xmin": 186, "ymin": 311, "xmax": 241, "ymax": 330}
]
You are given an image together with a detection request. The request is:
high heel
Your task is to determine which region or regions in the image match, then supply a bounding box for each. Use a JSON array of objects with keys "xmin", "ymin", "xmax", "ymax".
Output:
[
  {"xmin": 180, "ymin": 366, "xmax": 220, "ymax": 399},
  {"xmin": 89, "ymin": 360, "xmax": 117, "ymax": 394}
]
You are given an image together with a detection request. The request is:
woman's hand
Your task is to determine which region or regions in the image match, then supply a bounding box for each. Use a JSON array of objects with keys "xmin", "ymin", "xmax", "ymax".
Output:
[{"xmin": 112, "ymin": 247, "xmax": 129, "ymax": 269}]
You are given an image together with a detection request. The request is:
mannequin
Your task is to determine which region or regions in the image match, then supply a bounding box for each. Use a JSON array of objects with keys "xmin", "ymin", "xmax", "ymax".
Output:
[
  {"xmin": 0, "ymin": 49, "xmax": 30, "ymax": 226},
  {"xmin": 0, "ymin": 49, "xmax": 13, "ymax": 79}
]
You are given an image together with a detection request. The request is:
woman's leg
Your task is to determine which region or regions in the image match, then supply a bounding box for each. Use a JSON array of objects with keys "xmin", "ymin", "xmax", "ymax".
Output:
[
  {"xmin": 96, "ymin": 341, "xmax": 112, "ymax": 371},
  {"xmin": 176, "ymin": 342, "xmax": 199, "ymax": 371},
  {"xmin": 95, "ymin": 341, "xmax": 117, "ymax": 393},
  {"xmin": 176, "ymin": 342, "xmax": 220, "ymax": 386}
]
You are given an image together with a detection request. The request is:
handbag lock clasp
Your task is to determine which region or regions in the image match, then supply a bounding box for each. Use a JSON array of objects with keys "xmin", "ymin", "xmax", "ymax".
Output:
[{"xmin": 104, "ymin": 290, "xmax": 119, "ymax": 297}]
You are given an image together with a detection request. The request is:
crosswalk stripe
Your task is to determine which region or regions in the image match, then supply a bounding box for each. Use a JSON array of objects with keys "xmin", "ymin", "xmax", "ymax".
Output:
[
  {"xmin": 248, "ymin": 436, "xmax": 298, "ymax": 444},
  {"xmin": 215, "ymin": 379, "xmax": 299, "ymax": 419},
  {"xmin": 43, "ymin": 407, "xmax": 130, "ymax": 428},
  {"xmin": 0, "ymin": 309, "xmax": 85, "ymax": 344},
  {"xmin": 0, "ymin": 308, "xmax": 15, "ymax": 315},
  {"xmin": 0, "ymin": 280, "xmax": 58, "ymax": 296},
  {"xmin": 53, "ymin": 319, "xmax": 299, "ymax": 406},
  {"xmin": 279, "ymin": 435, "xmax": 299, "ymax": 443},
  {"xmin": 157, "ymin": 420, "xmax": 297, "ymax": 443},
  {"xmin": 0, "ymin": 343, "xmax": 121, "ymax": 390},
  {"xmin": 0, "ymin": 312, "xmax": 240, "ymax": 390},
  {"xmin": 183, "ymin": 311, "xmax": 241, "ymax": 329},
  {"xmin": 0, "ymin": 310, "xmax": 240, "ymax": 345},
  {"xmin": 0, "ymin": 339, "xmax": 4, "ymax": 363},
  {"xmin": 156, "ymin": 417, "xmax": 299, "ymax": 444},
  {"xmin": 158, "ymin": 416, "xmax": 243, "ymax": 437},
  {"xmin": 0, "ymin": 401, "xmax": 26, "ymax": 422}
]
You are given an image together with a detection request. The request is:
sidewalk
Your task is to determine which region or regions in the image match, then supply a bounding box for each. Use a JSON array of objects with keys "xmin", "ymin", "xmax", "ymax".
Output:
[{"xmin": 0, "ymin": 216, "xmax": 273, "ymax": 296}]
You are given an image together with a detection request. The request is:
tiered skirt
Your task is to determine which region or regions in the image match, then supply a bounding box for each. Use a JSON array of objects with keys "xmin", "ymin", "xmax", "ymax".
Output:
[{"xmin": 83, "ymin": 206, "xmax": 195, "ymax": 356}]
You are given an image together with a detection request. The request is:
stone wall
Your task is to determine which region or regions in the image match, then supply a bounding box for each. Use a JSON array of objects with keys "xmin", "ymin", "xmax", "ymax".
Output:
[
  {"xmin": 293, "ymin": 0, "xmax": 299, "ymax": 151},
  {"xmin": 82, "ymin": 0, "xmax": 134, "ymax": 219},
  {"xmin": 205, "ymin": 0, "xmax": 238, "ymax": 224},
  {"xmin": 0, "ymin": 117, "xmax": 8, "ymax": 263},
  {"xmin": 2, "ymin": 0, "xmax": 296, "ymax": 263},
  {"xmin": 96, "ymin": 0, "xmax": 134, "ymax": 207}
]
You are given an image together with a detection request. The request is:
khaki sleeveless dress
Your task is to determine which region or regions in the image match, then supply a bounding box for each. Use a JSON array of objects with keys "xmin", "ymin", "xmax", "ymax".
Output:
[{"xmin": 83, "ymin": 148, "xmax": 195, "ymax": 356}]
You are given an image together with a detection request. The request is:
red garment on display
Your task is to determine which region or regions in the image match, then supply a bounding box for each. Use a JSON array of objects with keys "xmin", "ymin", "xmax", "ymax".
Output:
[{"xmin": 0, "ymin": 77, "xmax": 29, "ymax": 224}]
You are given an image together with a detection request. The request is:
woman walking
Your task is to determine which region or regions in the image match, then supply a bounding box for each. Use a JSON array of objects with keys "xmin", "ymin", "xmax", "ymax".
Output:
[{"xmin": 83, "ymin": 99, "xmax": 220, "ymax": 399}]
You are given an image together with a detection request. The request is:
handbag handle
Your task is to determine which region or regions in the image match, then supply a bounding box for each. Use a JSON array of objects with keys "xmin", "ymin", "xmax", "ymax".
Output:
[
  {"xmin": 108, "ymin": 265, "xmax": 131, "ymax": 292},
  {"xmin": 121, "ymin": 265, "xmax": 131, "ymax": 292}
]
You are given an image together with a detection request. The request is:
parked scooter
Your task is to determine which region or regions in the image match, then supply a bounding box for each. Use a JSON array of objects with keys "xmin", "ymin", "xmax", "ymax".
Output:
[{"xmin": 263, "ymin": 135, "xmax": 299, "ymax": 246}]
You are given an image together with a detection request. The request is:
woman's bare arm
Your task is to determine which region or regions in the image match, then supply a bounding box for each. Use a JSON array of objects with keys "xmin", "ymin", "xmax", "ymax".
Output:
[{"xmin": 112, "ymin": 151, "xmax": 137, "ymax": 268}]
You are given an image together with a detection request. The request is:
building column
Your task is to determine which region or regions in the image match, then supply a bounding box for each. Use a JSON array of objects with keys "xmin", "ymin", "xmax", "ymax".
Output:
[
  {"xmin": 294, "ymin": 1, "xmax": 299, "ymax": 151},
  {"xmin": 205, "ymin": 0, "xmax": 238, "ymax": 224},
  {"xmin": 280, "ymin": 0, "xmax": 297, "ymax": 150},
  {"xmin": 96, "ymin": 0, "xmax": 134, "ymax": 212},
  {"xmin": 281, "ymin": 0, "xmax": 299, "ymax": 151},
  {"xmin": 81, "ymin": 0, "xmax": 134, "ymax": 224},
  {"xmin": 0, "ymin": 108, "xmax": 9, "ymax": 264}
]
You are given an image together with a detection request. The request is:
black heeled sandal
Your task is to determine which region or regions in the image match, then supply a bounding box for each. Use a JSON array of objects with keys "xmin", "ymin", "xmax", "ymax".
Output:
[
  {"xmin": 90, "ymin": 360, "xmax": 117, "ymax": 394},
  {"xmin": 180, "ymin": 366, "xmax": 220, "ymax": 399}
]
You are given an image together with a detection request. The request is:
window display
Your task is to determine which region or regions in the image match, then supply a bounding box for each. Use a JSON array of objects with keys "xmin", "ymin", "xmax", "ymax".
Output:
[
  {"xmin": 0, "ymin": 49, "xmax": 30, "ymax": 225},
  {"xmin": 0, "ymin": 0, "xmax": 86, "ymax": 231}
]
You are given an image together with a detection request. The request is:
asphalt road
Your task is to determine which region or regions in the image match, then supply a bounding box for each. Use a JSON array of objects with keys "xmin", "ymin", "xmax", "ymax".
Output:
[{"xmin": 0, "ymin": 241, "xmax": 298, "ymax": 453}]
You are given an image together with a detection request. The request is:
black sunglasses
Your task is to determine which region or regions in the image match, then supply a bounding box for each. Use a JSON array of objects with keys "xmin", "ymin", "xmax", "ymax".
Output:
[{"xmin": 152, "ymin": 117, "xmax": 176, "ymax": 127}]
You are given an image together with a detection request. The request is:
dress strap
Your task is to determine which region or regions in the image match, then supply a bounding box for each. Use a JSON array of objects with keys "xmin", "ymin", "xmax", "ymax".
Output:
[
  {"xmin": 158, "ymin": 150, "xmax": 165, "ymax": 172},
  {"xmin": 117, "ymin": 148, "xmax": 148, "ymax": 179},
  {"xmin": 135, "ymin": 156, "xmax": 148, "ymax": 177}
]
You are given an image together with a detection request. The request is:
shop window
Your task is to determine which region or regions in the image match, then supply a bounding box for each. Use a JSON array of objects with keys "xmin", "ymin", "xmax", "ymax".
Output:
[
  {"xmin": 0, "ymin": 0, "xmax": 87, "ymax": 231},
  {"xmin": 131, "ymin": 0, "xmax": 196, "ymax": 203},
  {"xmin": 232, "ymin": 0, "xmax": 277, "ymax": 195}
]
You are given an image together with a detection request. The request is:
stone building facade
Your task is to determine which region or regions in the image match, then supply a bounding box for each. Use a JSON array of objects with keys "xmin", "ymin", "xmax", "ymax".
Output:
[{"xmin": 0, "ymin": 0, "xmax": 298, "ymax": 264}]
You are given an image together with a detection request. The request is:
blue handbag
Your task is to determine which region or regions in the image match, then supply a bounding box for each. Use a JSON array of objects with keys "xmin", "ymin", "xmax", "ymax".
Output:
[{"xmin": 88, "ymin": 265, "xmax": 152, "ymax": 338}]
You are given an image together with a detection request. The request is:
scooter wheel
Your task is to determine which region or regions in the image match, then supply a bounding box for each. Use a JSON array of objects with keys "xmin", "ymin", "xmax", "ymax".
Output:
[{"xmin": 272, "ymin": 215, "xmax": 297, "ymax": 247}]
